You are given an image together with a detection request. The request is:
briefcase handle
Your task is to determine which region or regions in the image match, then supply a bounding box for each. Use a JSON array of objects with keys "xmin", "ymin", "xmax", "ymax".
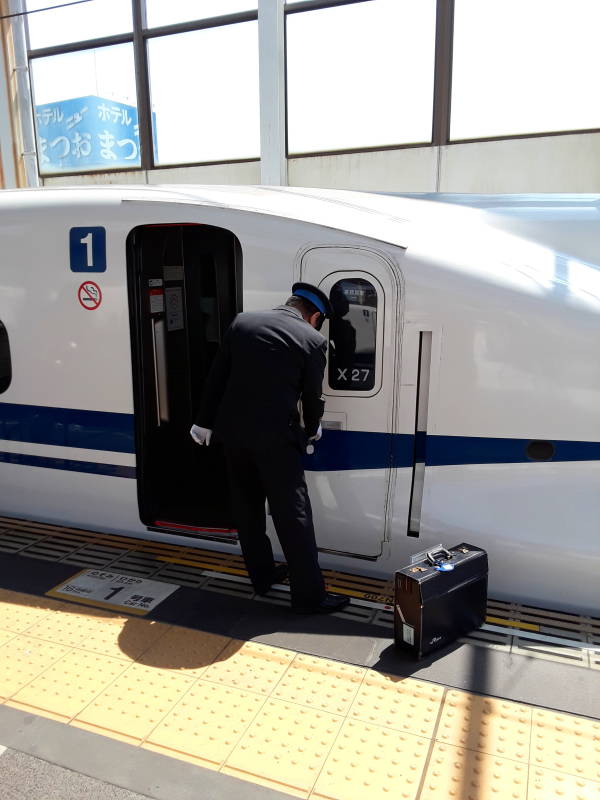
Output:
[{"xmin": 426, "ymin": 547, "xmax": 453, "ymax": 565}]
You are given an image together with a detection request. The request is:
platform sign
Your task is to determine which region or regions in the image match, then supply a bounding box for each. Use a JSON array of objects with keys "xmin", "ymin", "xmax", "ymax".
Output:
[
  {"xmin": 35, "ymin": 95, "xmax": 141, "ymax": 172},
  {"xmin": 47, "ymin": 569, "xmax": 178, "ymax": 615},
  {"xmin": 70, "ymin": 227, "xmax": 106, "ymax": 272}
]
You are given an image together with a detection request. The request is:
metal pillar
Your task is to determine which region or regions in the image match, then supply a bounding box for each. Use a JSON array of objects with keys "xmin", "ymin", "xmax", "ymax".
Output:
[
  {"xmin": 8, "ymin": 0, "xmax": 39, "ymax": 187},
  {"xmin": 258, "ymin": 0, "xmax": 287, "ymax": 185},
  {"xmin": 0, "ymin": 6, "xmax": 17, "ymax": 188}
]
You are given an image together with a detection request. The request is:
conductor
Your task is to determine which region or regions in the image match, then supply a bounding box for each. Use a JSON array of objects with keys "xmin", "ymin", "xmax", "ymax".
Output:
[{"xmin": 190, "ymin": 283, "xmax": 349, "ymax": 614}]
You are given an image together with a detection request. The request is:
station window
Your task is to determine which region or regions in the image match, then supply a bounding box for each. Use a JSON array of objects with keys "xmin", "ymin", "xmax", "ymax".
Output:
[
  {"xmin": 30, "ymin": 43, "xmax": 140, "ymax": 175},
  {"xmin": 147, "ymin": 21, "xmax": 260, "ymax": 165},
  {"xmin": 451, "ymin": 0, "xmax": 600, "ymax": 140},
  {"xmin": 0, "ymin": 321, "xmax": 12, "ymax": 394},
  {"xmin": 145, "ymin": 0, "xmax": 257, "ymax": 29},
  {"xmin": 328, "ymin": 278, "xmax": 377, "ymax": 391},
  {"xmin": 25, "ymin": 0, "xmax": 132, "ymax": 51},
  {"xmin": 286, "ymin": 0, "xmax": 436, "ymax": 154}
]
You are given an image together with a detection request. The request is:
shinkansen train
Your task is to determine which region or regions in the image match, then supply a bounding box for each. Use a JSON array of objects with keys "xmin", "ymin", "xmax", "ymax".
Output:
[{"xmin": 0, "ymin": 186, "xmax": 598, "ymax": 615}]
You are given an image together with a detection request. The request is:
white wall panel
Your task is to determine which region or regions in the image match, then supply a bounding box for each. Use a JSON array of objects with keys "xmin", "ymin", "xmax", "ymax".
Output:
[
  {"xmin": 40, "ymin": 131, "xmax": 600, "ymax": 193},
  {"xmin": 43, "ymin": 170, "xmax": 148, "ymax": 186},
  {"xmin": 147, "ymin": 161, "xmax": 261, "ymax": 185},
  {"xmin": 288, "ymin": 147, "xmax": 438, "ymax": 192},
  {"xmin": 440, "ymin": 133, "xmax": 600, "ymax": 193},
  {"xmin": 43, "ymin": 162, "xmax": 261, "ymax": 186}
]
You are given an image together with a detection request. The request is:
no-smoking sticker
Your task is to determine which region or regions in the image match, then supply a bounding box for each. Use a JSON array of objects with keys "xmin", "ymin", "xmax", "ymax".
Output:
[{"xmin": 78, "ymin": 280, "xmax": 102, "ymax": 310}]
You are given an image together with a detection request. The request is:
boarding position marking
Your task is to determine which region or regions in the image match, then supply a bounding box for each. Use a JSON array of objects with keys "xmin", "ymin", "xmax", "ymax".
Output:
[
  {"xmin": 47, "ymin": 569, "xmax": 178, "ymax": 615},
  {"xmin": 77, "ymin": 280, "xmax": 102, "ymax": 310}
]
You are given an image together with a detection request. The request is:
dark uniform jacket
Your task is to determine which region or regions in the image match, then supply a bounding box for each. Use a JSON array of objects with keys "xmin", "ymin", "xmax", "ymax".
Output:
[{"xmin": 195, "ymin": 306, "xmax": 327, "ymax": 449}]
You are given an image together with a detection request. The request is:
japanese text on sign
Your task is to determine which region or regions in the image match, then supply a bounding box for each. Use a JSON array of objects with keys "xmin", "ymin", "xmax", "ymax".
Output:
[
  {"xmin": 35, "ymin": 95, "xmax": 157, "ymax": 173},
  {"xmin": 48, "ymin": 569, "xmax": 178, "ymax": 615}
]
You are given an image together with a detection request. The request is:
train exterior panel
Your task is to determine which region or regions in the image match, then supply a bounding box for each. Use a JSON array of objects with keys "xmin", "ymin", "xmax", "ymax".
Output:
[{"xmin": 0, "ymin": 186, "xmax": 598, "ymax": 614}]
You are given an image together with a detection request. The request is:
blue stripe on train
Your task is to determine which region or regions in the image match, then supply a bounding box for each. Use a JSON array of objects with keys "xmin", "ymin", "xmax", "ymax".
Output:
[
  {"xmin": 424, "ymin": 435, "xmax": 600, "ymax": 466},
  {"xmin": 0, "ymin": 402, "xmax": 599, "ymax": 475},
  {"xmin": 0, "ymin": 402, "xmax": 135, "ymax": 453},
  {"xmin": 0, "ymin": 451, "xmax": 136, "ymax": 479},
  {"xmin": 307, "ymin": 431, "xmax": 600, "ymax": 471}
]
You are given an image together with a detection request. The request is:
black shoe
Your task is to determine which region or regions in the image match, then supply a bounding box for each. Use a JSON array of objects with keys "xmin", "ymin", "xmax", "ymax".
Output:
[
  {"xmin": 254, "ymin": 564, "xmax": 289, "ymax": 596},
  {"xmin": 291, "ymin": 592, "xmax": 350, "ymax": 615}
]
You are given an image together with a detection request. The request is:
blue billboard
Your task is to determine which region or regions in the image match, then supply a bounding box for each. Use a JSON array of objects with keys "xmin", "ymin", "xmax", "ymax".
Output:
[{"xmin": 35, "ymin": 95, "xmax": 155, "ymax": 173}]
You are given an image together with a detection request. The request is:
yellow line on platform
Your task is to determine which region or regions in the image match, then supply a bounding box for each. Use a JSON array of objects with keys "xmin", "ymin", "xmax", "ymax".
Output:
[
  {"xmin": 156, "ymin": 556, "xmax": 248, "ymax": 576},
  {"xmin": 486, "ymin": 615, "xmax": 540, "ymax": 632}
]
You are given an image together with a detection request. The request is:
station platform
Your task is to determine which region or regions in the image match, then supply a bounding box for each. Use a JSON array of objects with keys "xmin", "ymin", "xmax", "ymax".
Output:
[{"xmin": 0, "ymin": 516, "xmax": 599, "ymax": 800}]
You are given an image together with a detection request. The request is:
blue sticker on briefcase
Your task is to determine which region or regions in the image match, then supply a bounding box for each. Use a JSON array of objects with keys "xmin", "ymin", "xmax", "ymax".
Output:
[{"xmin": 69, "ymin": 227, "xmax": 106, "ymax": 272}]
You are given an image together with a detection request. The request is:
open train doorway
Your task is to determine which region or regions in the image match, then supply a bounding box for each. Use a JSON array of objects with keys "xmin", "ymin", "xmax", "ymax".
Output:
[{"xmin": 127, "ymin": 224, "xmax": 242, "ymax": 538}]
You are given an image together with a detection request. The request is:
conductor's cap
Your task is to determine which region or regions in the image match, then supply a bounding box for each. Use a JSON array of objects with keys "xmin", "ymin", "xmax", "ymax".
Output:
[{"xmin": 291, "ymin": 282, "xmax": 333, "ymax": 317}]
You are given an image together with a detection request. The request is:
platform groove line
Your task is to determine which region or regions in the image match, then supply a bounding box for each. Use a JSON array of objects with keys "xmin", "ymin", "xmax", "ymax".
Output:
[
  {"xmin": 413, "ymin": 688, "xmax": 448, "ymax": 800},
  {"xmin": 1, "ymin": 588, "xmax": 600, "ymax": 799},
  {"xmin": 305, "ymin": 699, "xmax": 358, "ymax": 799}
]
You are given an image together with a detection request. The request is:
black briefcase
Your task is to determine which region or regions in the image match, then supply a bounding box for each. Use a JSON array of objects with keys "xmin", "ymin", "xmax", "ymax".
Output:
[{"xmin": 394, "ymin": 543, "xmax": 488, "ymax": 658}]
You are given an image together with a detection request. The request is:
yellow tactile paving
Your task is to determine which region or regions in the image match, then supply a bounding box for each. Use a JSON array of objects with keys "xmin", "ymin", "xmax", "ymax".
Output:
[
  {"xmin": 202, "ymin": 640, "xmax": 296, "ymax": 695},
  {"xmin": 348, "ymin": 671, "xmax": 444, "ymax": 739},
  {"xmin": 0, "ymin": 592, "xmax": 62, "ymax": 633},
  {"xmin": 419, "ymin": 741, "xmax": 528, "ymax": 800},
  {"xmin": 0, "ymin": 634, "xmax": 70, "ymax": 700},
  {"xmin": 436, "ymin": 688, "xmax": 532, "ymax": 761},
  {"xmin": 223, "ymin": 698, "xmax": 344, "ymax": 796},
  {"xmin": 72, "ymin": 663, "xmax": 195, "ymax": 744},
  {"xmin": 144, "ymin": 679, "xmax": 266, "ymax": 768},
  {"xmin": 0, "ymin": 586, "xmax": 599, "ymax": 800},
  {"xmin": 25, "ymin": 606, "xmax": 114, "ymax": 648},
  {"xmin": 0, "ymin": 627, "xmax": 16, "ymax": 648},
  {"xmin": 78, "ymin": 616, "xmax": 171, "ymax": 662},
  {"xmin": 531, "ymin": 708, "xmax": 600, "ymax": 782},
  {"xmin": 272, "ymin": 654, "xmax": 365, "ymax": 715},
  {"xmin": 137, "ymin": 626, "xmax": 230, "ymax": 676},
  {"xmin": 312, "ymin": 718, "xmax": 429, "ymax": 800},
  {"xmin": 7, "ymin": 648, "xmax": 129, "ymax": 721},
  {"xmin": 528, "ymin": 766, "xmax": 600, "ymax": 800}
]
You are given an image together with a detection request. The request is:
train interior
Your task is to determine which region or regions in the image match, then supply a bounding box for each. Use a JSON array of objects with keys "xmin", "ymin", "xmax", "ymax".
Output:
[{"xmin": 126, "ymin": 223, "xmax": 242, "ymax": 536}]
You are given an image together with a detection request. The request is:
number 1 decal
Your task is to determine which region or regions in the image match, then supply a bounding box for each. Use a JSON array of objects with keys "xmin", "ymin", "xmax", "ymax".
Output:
[
  {"xmin": 80, "ymin": 232, "xmax": 93, "ymax": 268},
  {"xmin": 69, "ymin": 226, "xmax": 106, "ymax": 272}
]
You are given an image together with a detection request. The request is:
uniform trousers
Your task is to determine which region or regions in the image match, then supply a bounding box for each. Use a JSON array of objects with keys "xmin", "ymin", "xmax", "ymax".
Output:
[{"xmin": 224, "ymin": 440, "xmax": 326, "ymax": 608}]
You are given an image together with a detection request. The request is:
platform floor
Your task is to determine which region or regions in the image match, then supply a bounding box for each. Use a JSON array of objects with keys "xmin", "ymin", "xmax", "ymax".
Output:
[{"xmin": 0, "ymin": 517, "xmax": 599, "ymax": 800}]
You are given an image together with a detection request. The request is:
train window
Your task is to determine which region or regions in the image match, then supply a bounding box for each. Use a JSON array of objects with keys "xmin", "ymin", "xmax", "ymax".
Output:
[
  {"xmin": 328, "ymin": 278, "xmax": 377, "ymax": 391},
  {"xmin": 0, "ymin": 321, "xmax": 11, "ymax": 394}
]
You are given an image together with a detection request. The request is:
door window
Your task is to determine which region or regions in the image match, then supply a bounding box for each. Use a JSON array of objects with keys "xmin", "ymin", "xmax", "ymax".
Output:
[
  {"xmin": 0, "ymin": 321, "xmax": 11, "ymax": 393},
  {"xmin": 328, "ymin": 277, "xmax": 378, "ymax": 391}
]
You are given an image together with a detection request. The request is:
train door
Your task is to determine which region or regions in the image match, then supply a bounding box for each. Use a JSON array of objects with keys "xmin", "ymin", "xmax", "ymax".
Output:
[
  {"xmin": 300, "ymin": 246, "xmax": 401, "ymax": 558},
  {"xmin": 127, "ymin": 224, "xmax": 242, "ymax": 537}
]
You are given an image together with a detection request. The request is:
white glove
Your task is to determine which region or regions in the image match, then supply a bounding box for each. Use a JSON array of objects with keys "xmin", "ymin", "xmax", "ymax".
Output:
[
  {"xmin": 190, "ymin": 424, "xmax": 212, "ymax": 445},
  {"xmin": 309, "ymin": 424, "xmax": 322, "ymax": 442}
]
